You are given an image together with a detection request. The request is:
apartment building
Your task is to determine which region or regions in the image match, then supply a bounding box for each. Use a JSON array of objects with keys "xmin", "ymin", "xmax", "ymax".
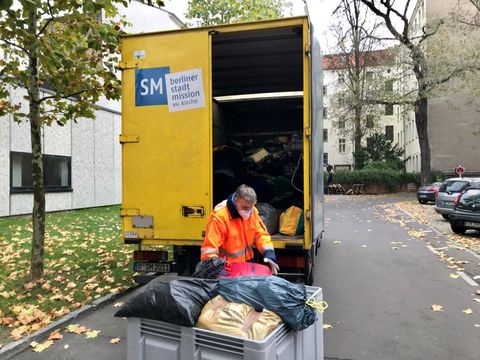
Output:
[
  {"xmin": 322, "ymin": 49, "xmax": 399, "ymax": 170},
  {"xmin": 0, "ymin": 2, "xmax": 184, "ymax": 217}
]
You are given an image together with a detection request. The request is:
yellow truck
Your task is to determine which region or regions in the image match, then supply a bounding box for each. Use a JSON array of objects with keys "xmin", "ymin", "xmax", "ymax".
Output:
[{"xmin": 119, "ymin": 10, "xmax": 324, "ymax": 285}]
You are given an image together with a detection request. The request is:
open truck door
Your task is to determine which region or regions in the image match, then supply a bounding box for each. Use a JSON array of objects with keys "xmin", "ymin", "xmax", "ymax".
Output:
[{"xmin": 120, "ymin": 30, "xmax": 212, "ymax": 277}]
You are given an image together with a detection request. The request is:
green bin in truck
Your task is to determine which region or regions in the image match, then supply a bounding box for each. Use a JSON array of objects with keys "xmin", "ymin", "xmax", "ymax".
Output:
[{"xmin": 119, "ymin": 12, "xmax": 324, "ymax": 284}]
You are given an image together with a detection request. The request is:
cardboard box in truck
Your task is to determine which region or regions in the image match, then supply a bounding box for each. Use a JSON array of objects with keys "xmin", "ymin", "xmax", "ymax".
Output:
[{"xmin": 120, "ymin": 14, "xmax": 324, "ymax": 284}]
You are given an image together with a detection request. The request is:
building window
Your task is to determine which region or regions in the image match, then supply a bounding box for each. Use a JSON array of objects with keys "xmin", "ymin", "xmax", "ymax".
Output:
[
  {"xmin": 338, "ymin": 73, "xmax": 345, "ymax": 83},
  {"xmin": 322, "ymin": 85, "xmax": 327, "ymax": 96},
  {"xmin": 385, "ymin": 125, "xmax": 394, "ymax": 141},
  {"xmin": 385, "ymin": 104, "xmax": 394, "ymax": 115},
  {"xmin": 323, "ymin": 107, "xmax": 327, "ymax": 119},
  {"xmin": 323, "ymin": 128, "xmax": 328, "ymax": 142},
  {"xmin": 339, "ymin": 119, "xmax": 346, "ymax": 129},
  {"xmin": 10, "ymin": 152, "xmax": 72, "ymax": 193},
  {"xmin": 366, "ymin": 115, "xmax": 374, "ymax": 128},
  {"xmin": 323, "ymin": 152, "xmax": 328, "ymax": 165},
  {"xmin": 339, "ymin": 138, "xmax": 346, "ymax": 153}
]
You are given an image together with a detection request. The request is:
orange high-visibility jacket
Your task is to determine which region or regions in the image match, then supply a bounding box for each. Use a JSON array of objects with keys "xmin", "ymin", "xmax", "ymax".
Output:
[{"xmin": 201, "ymin": 198, "xmax": 274, "ymax": 263}]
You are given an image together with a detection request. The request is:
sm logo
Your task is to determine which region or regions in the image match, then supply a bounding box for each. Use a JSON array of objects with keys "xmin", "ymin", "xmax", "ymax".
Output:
[{"xmin": 135, "ymin": 67, "xmax": 170, "ymax": 106}]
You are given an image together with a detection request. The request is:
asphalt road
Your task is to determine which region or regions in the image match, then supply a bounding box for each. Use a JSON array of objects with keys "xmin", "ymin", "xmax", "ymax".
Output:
[
  {"xmin": 8, "ymin": 194, "xmax": 480, "ymax": 360},
  {"xmin": 317, "ymin": 195, "xmax": 480, "ymax": 360}
]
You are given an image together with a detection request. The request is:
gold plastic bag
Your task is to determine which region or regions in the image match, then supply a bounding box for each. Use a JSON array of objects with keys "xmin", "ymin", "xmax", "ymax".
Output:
[{"xmin": 196, "ymin": 295, "xmax": 282, "ymax": 340}]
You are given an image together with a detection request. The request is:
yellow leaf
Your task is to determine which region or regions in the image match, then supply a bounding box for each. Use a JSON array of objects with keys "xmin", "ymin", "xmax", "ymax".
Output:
[
  {"xmin": 30, "ymin": 341, "xmax": 39, "ymax": 348},
  {"xmin": 110, "ymin": 337, "xmax": 121, "ymax": 344},
  {"xmin": 85, "ymin": 330, "xmax": 101, "ymax": 339},
  {"xmin": 64, "ymin": 344, "xmax": 70, "ymax": 349},
  {"xmin": 66, "ymin": 324, "xmax": 87, "ymax": 334},
  {"xmin": 48, "ymin": 329, "xmax": 63, "ymax": 341},
  {"xmin": 323, "ymin": 324, "xmax": 333, "ymax": 330},
  {"xmin": 431, "ymin": 304, "xmax": 444, "ymax": 312},
  {"xmin": 66, "ymin": 282, "xmax": 77, "ymax": 290},
  {"xmin": 113, "ymin": 302, "xmax": 123, "ymax": 308},
  {"xmin": 449, "ymin": 274, "xmax": 460, "ymax": 279},
  {"xmin": 32, "ymin": 340, "xmax": 54, "ymax": 352},
  {"xmin": 463, "ymin": 309, "xmax": 473, "ymax": 315},
  {"xmin": 361, "ymin": 245, "xmax": 367, "ymax": 248},
  {"xmin": 391, "ymin": 247, "xmax": 399, "ymax": 250},
  {"xmin": 473, "ymin": 298, "xmax": 480, "ymax": 303},
  {"xmin": 333, "ymin": 241, "xmax": 341, "ymax": 244},
  {"xmin": 11, "ymin": 325, "xmax": 30, "ymax": 340}
]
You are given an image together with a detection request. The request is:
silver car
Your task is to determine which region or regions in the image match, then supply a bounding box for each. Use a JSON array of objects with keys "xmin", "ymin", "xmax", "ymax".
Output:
[{"xmin": 434, "ymin": 177, "xmax": 480, "ymax": 219}]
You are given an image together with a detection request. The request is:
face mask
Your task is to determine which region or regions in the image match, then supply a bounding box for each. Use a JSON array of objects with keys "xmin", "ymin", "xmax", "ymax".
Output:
[{"xmin": 239, "ymin": 209, "xmax": 253, "ymax": 220}]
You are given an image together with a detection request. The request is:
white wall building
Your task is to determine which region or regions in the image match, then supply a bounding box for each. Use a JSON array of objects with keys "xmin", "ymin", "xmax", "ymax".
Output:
[
  {"xmin": 322, "ymin": 50, "xmax": 399, "ymax": 171},
  {"xmin": 0, "ymin": 1, "xmax": 184, "ymax": 217}
]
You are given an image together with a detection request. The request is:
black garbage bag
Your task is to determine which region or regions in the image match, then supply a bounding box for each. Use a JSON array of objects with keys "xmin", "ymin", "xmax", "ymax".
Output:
[
  {"xmin": 114, "ymin": 276, "xmax": 219, "ymax": 326},
  {"xmin": 192, "ymin": 258, "xmax": 226, "ymax": 279},
  {"xmin": 256, "ymin": 203, "xmax": 278, "ymax": 234},
  {"xmin": 218, "ymin": 276, "xmax": 316, "ymax": 331}
]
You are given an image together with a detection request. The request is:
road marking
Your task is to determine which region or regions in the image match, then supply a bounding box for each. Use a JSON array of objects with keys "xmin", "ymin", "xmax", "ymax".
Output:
[{"xmin": 457, "ymin": 271, "xmax": 479, "ymax": 287}]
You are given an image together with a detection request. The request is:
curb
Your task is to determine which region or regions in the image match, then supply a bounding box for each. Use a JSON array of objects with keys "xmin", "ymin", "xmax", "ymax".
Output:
[
  {"xmin": 0, "ymin": 284, "xmax": 140, "ymax": 360},
  {"xmin": 393, "ymin": 203, "xmax": 480, "ymax": 286}
]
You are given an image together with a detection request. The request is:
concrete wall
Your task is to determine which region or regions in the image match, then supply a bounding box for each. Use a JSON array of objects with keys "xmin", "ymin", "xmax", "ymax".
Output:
[
  {"xmin": 0, "ymin": 114, "xmax": 10, "ymax": 217},
  {"xmin": 429, "ymin": 95, "xmax": 480, "ymax": 173}
]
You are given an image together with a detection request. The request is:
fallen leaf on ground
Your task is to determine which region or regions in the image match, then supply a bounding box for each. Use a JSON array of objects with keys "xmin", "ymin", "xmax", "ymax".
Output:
[
  {"xmin": 66, "ymin": 324, "xmax": 87, "ymax": 334},
  {"xmin": 48, "ymin": 329, "xmax": 63, "ymax": 341},
  {"xmin": 64, "ymin": 344, "xmax": 70, "ymax": 349},
  {"xmin": 361, "ymin": 245, "xmax": 367, "ymax": 248},
  {"xmin": 475, "ymin": 324, "xmax": 480, "ymax": 328},
  {"xmin": 463, "ymin": 309, "xmax": 473, "ymax": 315},
  {"xmin": 113, "ymin": 302, "xmax": 123, "ymax": 308},
  {"xmin": 449, "ymin": 274, "xmax": 460, "ymax": 279},
  {"xmin": 32, "ymin": 340, "xmax": 54, "ymax": 352},
  {"xmin": 431, "ymin": 304, "xmax": 444, "ymax": 312},
  {"xmin": 477, "ymin": 290, "xmax": 480, "ymax": 296},
  {"xmin": 473, "ymin": 298, "xmax": 480, "ymax": 303},
  {"xmin": 323, "ymin": 324, "xmax": 333, "ymax": 329},
  {"xmin": 85, "ymin": 330, "xmax": 101, "ymax": 339},
  {"xmin": 110, "ymin": 337, "xmax": 121, "ymax": 344},
  {"xmin": 391, "ymin": 247, "xmax": 399, "ymax": 250},
  {"xmin": 333, "ymin": 241, "xmax": 341, "ymax": 244}
]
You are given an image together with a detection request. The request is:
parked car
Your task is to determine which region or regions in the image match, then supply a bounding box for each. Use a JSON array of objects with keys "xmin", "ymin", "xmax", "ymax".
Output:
[
  {"xmin": 434, "ymin": 177, "xmax": 480, "ymax": 219},
  {"xmin": 449, "ymin": 184, "xmax": 480, "ymax": 234},
  {"xmin": 417, "ymin": 181, "xmax": 443, "ymax": 204}
]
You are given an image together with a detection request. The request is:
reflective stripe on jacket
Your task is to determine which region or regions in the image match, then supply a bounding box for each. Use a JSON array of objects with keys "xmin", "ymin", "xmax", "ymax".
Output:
[{"xmin": 200, "ymin": 199, "xmax": 274, "ymax": 263}]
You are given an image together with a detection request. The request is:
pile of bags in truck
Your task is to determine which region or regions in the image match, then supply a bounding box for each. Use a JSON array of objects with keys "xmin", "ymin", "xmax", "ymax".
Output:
[
  {"xmin": 213, "ymin": 135, "xmax": 305, "ymax": 235},
  {"xmin": 115, "ymin": 268, "xmax": 320, "ymax": 340}
]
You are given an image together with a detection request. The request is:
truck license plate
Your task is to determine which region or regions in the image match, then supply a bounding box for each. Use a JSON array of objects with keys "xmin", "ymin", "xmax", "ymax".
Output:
[
  {"xmin": 464, "ymin": 221, "xmax": 480, "ymax": 229},
  {"xmin": 134, "ymin": 262, "xmax": 170, "ymax": 273}
]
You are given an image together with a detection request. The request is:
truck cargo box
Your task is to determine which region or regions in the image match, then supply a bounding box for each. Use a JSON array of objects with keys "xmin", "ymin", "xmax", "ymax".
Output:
[{"xmin": 120, "ymin": 11, "xmax": 324, "ymax": 284}]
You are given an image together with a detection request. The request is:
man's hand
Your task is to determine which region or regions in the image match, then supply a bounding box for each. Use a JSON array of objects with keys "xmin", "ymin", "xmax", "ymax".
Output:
[{"xmin": 264, "ymin": 257, "xmax": 280, "ymax": 275}]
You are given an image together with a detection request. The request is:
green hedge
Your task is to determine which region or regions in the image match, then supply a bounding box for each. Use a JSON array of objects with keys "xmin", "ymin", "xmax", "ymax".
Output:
[
  {"xmin": 334, "ymin": 169, "xmax": 403, "ymax": 191},
  {"xmin": 327, "ymin": 167, "xmax": 446, "ymax": 192}
]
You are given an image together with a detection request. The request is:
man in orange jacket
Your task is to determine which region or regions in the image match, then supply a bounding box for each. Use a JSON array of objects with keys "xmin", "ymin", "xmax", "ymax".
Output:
[{"xmin": 201, "ymin": 184, "xmax": 280, "ymax": 275}]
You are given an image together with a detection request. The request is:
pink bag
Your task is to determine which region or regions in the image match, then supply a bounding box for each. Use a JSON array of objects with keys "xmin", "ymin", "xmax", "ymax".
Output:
[{"xmin": 221, "ymin": 262, "xmax": 272, "ymax": 278}]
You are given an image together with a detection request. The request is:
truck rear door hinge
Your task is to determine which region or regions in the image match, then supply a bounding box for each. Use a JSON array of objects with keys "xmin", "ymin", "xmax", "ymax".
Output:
[
  {"xmin": 119, "ymin": 135, "xmax": 140, "ymax": 144},
  {"xmin": 305, "ymin": 44, "xmax": 311, "ymax": 55},
  {"xmin": 305, "ymin": 209, "xmax": 311, "ymax": 221},
  {"xmin": 120, "ymin": 208, "xmax": 140, "ymax": 217},
  {"xmin": 119, "ymin": 60, "xmax": 140, "ymax": 70},
  {"xmin": 304, "ymin": 127, "xmax": 311, "ymax": 137}
]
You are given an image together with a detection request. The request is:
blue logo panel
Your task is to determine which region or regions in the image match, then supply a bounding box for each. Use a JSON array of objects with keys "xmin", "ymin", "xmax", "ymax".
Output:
[{"xmin": 135, "ymin": 67, "xmax": 170, "ymax": 106}]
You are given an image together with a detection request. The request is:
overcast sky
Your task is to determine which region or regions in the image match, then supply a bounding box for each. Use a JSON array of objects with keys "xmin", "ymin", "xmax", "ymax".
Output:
[{"xmin": 161, "ymin": 0, "xmax": 338, "ymax": 51}]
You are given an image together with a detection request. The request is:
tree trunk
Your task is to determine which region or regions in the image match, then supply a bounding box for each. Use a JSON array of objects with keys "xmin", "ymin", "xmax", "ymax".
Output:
[
  {"xmin": 415, "ymin": 97, "xmax": 431, "ymax": 186},
  {"xmin": 27, "ymin": 5, "xmax": 45, "ymax": 281}
]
